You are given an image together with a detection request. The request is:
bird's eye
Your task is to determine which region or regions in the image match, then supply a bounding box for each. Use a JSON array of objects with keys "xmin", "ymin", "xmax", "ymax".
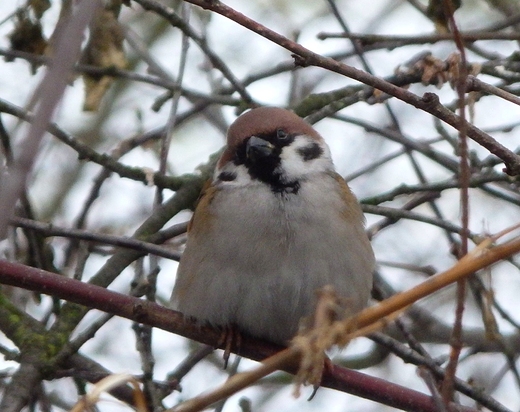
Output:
[{"xmin": 276, "ymin": 128, "xmax": 288, "ymax": 140}]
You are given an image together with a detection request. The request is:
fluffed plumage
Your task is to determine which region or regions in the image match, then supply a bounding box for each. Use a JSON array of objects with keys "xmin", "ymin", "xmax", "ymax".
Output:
[{"xmin": 172, "ymin": 107, "xmax": 374, "ymax": 344}]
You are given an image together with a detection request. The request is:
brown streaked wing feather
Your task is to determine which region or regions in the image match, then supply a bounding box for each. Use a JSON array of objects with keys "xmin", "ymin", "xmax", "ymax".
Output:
[
  {"xmin": 187, "ymin": 180, "xmax": 218, "ymax": 234},
  {"xmin": 331, "ymin": 172, "xmax": 366, "ymax": 224}
]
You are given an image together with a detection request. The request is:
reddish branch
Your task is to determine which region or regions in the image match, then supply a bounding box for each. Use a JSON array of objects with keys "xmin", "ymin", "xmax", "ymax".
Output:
[
  {"xmin": 133, "ymin": 0, "xmax": 520, "ymax": 175},
  {"xmin": 440, "ymin": 0, "xmax": 470, "ymax": 404},
  {"xmin": 0, "ymin": 259, "xmax": 481, "ymax": 412}
]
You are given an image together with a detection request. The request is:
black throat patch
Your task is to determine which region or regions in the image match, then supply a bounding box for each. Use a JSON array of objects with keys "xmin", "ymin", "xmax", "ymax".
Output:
[{"xmin": 234, "ymin": 131, "xmax": 301, "ymax": 195}]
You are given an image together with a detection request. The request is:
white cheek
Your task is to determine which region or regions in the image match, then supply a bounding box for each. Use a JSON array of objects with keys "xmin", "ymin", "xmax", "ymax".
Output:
[
  {"xmin": 278, "ymin": 136, "xmax": 333, "ymax": 181},
  {"xmin": 213, "ymin": 163, "xmax": 252, "ymax": 188}
]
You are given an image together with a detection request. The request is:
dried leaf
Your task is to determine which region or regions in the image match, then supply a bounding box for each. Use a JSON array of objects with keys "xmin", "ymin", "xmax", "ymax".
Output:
[
  {"xmin": 69, "ymin": 373, "xmax": 147, "ymax": 412},
  {"xmin": 81, "ymin": 7, "xmax": 127, "ymax": 111},
  {"xmin": 8, "ymin": 10, "xmax": 48, "ymax": 73},
  {"xmin": 413, "ymin": 54, "xmax": 448, "ymax": 88},
  {"xmin": 426, "ymin": 0, "xmax": 462, "ymax": 33},
  {"xmin": 29, "ymin": 0, "xmax": 51, "ymax": 19},
  {"xmin": 446, "ymin": 52, "xmax": 461, "ymax": 88}
]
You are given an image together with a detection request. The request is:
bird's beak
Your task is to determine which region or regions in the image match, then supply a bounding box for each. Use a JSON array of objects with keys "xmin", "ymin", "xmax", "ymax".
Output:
[{"xmin": 246, "ymin": 136, "xmax": 274, "ymax": 161}]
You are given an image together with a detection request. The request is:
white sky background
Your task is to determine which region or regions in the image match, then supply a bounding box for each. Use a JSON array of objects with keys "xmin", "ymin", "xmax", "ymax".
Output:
[{"xmin": 1, "ymin": 0, "xmax": 520, "ymax": 411}]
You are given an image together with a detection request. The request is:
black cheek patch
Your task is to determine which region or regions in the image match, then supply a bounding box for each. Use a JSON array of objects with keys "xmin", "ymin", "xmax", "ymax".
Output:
[
  {"xmin": 218, "ymin": 171, "xmax": 237, "ymax": 181},
  {"xmin": 298, "ymin": 142, "xmax": 323, "ymax": 161}
]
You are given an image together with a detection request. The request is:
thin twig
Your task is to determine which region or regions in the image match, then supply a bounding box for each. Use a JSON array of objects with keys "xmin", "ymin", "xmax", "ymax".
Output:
[
  {"xmin": 317, "ymin": 31, "xmax": 520, "ymax": 43},
  {"xmin": 156, "ymin": 3, "xmax": 191, "ymax": 204},
  {"xmin": 441, "ymin": 1, "xmax": 470, "ymax": 404},
  {"xmin": 169, "ymin": 0, "xmax": 520, "ymax": 175},
  {"xmin": 9, "ymin": 217, "xmax": 182, "ymax": 261},
  {"xmin": 0, "ymin": 97, "xmax": 191, "ymax": 191},
  {"xmin": 370, "ymin": 332, "xmax": 510, "ymax": 412},
  {"xmin": 0, "ymin": 0, "xmax": 103, "ymax": 239}
]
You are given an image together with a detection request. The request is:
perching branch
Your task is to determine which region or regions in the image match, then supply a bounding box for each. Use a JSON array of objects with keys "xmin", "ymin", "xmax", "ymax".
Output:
[{"xmin": 0, "ymin": 259, "xmax": 490, "ymax": 412}]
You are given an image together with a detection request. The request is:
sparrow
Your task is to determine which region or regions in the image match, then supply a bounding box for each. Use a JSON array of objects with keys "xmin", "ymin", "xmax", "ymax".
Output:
[{"xmin": 171, "ymin": 107, "xmax": 374, "ymax": 345}]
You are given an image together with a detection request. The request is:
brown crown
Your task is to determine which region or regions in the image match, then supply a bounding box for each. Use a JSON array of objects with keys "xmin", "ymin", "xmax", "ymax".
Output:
[{"xmin": 218, "ymin": 107, "xmax": 322, "ymax": 168}]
